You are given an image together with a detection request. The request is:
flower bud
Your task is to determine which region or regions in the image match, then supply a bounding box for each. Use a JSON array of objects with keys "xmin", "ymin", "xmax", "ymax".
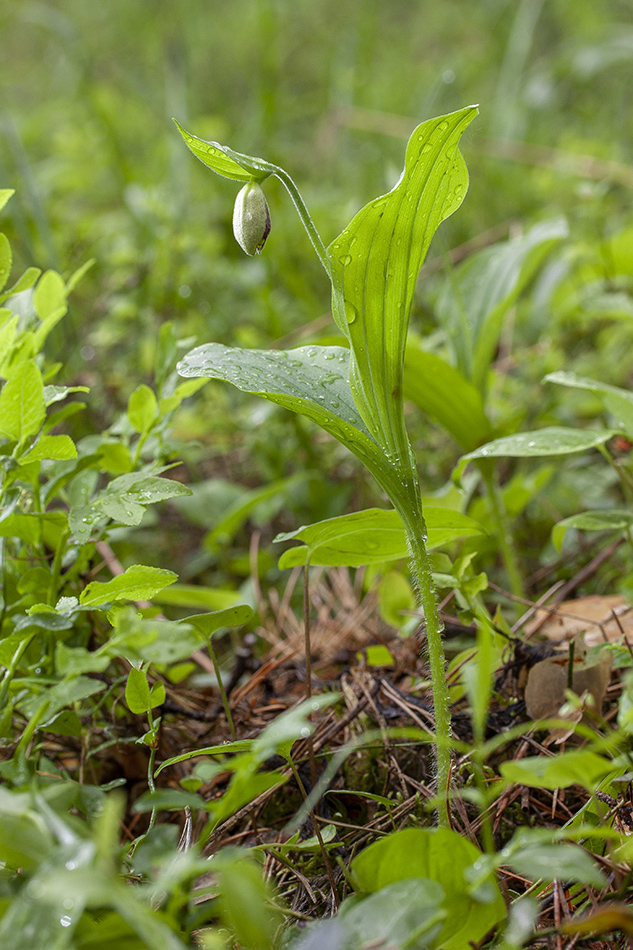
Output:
[{"xmin": 232, "ymin": 182, "xmax": 271, "ymax": 256}]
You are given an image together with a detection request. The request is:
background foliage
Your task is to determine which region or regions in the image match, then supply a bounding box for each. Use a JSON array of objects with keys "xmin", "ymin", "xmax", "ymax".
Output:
[{"xmin": 3, "ymin": 1, "xmax": 633, "ymax": 948}]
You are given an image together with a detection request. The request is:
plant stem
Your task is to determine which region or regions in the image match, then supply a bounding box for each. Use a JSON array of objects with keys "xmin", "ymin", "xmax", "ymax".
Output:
[
  {"xmin": 481, "ymin": 463, "xmax": 525, "ymax": 602},
  {"xmin": 303, "ymin": 560, "xmax": 319, "ymax": 790},
  {"xmin": 208, "ymin": 640, "xmax": 237, "ymax": 741},
  {"xmin": 397, "ymin": 501, "xmax": 451, "ymax": 828},
  {"xmin": 272, "ymin": 168, "xmax": 331, "ymax": 279}
]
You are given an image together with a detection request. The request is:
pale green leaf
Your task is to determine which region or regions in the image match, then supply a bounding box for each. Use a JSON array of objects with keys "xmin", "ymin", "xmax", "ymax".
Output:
[
  {"xmin": 19, "ymin": 434, "xmax": 77, "ymax": 463},
  {"xmin": 327, "ymin": 879, "xmax": 446, "ymax": 950},
  {"xmin": 506, "ymin": 843, "xmax": 606, "ymax": 887},
  {"xmin": 0, "ymin": 267, "xmax": 41, "ymax": 305},
  {"xmin": 0, "ymin": 190, "xmax": 14, "ymax": 213},
  {"xmin": 153, "ymin": 584, "xmax": 242, "ymax": 610},
  {"xmin": 0, "ymin": 234, "xmax": 12, "ymax": 293},
  {"xmin": 500, "ymin": 751, "xmax": 614, "ymax": 789},
  {"xmin": 174, "ymin": 120, "xmax": 266, "ymax": 182},
  {"xmin": 552, "ymin": 509, "xmax": 633, "ymax": 552},
  {"xmin": 125, "ymin": 667, "xmax": 151, "ymax": 714},
  {"xmin": 378, "ymin": 572, "xmax": 415, "ymax": 628},
  {"xmin": 106, "ymin": 609, "xmax": 206, "ymax": 664},
  {"xmin": 547, "ymin": 370, "xmax": 633, "ymax": 438},
  {"xmin": 127, "ymin": 384, "xmax": 158, "ymax": 434},
  {"xmin": 205, "ymin": 472, "xmax": 309, "ymax": 550},
  {"xmin": 0, "ymin": 360, "xmax": 46, "ymax": 443},
  {"xmin": 462, "ymin": 427, "xmax": 617, "ymax": 461},
  {"xmin": 0, "ymin": 514, "xmax": 41, "ymax": 543},
  {"xmin": 80, "ymin": 565, "xmax": 177, "ymax": 607},
  {"xmin": 33, "ymin": 270, "xmax": 67, "ymax": 321}
]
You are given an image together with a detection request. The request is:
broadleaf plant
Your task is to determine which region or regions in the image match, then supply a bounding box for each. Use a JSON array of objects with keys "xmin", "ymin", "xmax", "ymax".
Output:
[{"xmin": 176, "ymin": 106, "xmax": 478, "ymax": 825}]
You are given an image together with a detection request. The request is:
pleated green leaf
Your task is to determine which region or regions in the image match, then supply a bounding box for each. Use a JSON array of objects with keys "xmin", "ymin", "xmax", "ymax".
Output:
[{"xmin": 328, "ymin": 106, "xmax": 478, "ymax": 456}]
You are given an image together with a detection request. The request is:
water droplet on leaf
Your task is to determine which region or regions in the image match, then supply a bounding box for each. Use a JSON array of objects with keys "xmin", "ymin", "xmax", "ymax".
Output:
[{"xmin": 344, "ymin": 300, "xmax": 358, "ymax": 325}]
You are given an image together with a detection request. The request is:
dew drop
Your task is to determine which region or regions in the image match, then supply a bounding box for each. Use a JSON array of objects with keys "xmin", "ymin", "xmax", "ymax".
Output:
[
  {"xmin": 344, "ymin": 300, "xmax": 358, "ymax": 325},
  {"xmin": 339, "ymin": 254, "xmax": 353, "ymax": 266},
  {"xmin": 527, "ymin": 441, "xmax": 536, "ymax": 448},
  {"xmin": 438, "ymin": 120, "xmax": 449, "ymax": 131},
  {"xmin": 60, "ymin": 916, "xmax": 72, "ymax": 928},
  {"xmin": 300, "ymin": 727, "xmax": 311, "ymax": 738},
  {"xmin": 421, "ymin": 144, "xmax": 432, "ymax": 154}
]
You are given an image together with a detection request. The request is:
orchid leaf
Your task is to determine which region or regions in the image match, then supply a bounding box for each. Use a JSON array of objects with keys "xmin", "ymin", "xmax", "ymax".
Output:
[
  {"xmin": 328, "ymin": 106, "xmax": 478, "ymax": 457},
  {"xmin": 275, "ymin": 506, "xmax": 485, "ymax": 568}
]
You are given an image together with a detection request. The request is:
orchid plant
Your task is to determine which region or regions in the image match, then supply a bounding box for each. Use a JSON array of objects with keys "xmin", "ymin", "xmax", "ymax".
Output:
[{"xmin": 174, "ymin": 107, "xmax": 478, "ymax": 824}]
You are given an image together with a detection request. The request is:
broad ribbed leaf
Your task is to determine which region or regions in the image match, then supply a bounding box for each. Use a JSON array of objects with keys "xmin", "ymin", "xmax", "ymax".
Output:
[
  {"xmin": 462, "ymin": 427, "xmax": 617, "ymax": 460},
  {"xmin": 328, "ymin": 107, "xmax": 478, "ymax": 456},
  {"xmin": 437, "ymin": 219, "xmax": 567, "ymax": 392},
  {"xmin": 178, "ymin": 343, "xmax": 405, "ymax": 505},
  {"xmin": 275, "ymin": 506, "xmax": 484, "ymax": 568},
  {"xmin": 404, "ymin": 340, "xmax": 493, "ymax": 450}
]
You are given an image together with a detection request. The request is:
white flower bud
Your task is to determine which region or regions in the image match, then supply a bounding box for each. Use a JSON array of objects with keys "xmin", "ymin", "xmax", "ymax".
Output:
[{"xmin": 232, "ymin": 182, "xmax": 271, "ymax": 256}]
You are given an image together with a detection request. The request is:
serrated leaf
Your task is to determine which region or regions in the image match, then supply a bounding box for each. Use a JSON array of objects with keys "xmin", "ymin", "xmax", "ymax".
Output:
[
  {"xmin": 80, "ymin": 565, "xmax": 177, "ymax": 607},
  {"xmin": 328, "ymin": 107, "xmax": 478, "ymax": 456}
]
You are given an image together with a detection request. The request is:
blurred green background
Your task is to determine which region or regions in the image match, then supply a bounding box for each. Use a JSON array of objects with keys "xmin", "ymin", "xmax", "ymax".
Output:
[{"xmin": 3, "ymin": 0, "xmax": 633, "ymax": 593}]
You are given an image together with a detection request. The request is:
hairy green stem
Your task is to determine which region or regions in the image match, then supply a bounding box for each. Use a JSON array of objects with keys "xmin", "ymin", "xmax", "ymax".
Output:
[{"xmin": 397, "ymin": 502, "xmax": 451, "ymax": 827}]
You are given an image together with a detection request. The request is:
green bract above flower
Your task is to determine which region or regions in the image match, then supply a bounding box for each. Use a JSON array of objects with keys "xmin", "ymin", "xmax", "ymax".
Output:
[{"xmin": 232, "ymin": 182, "xmax": 271, "ymax": 256}]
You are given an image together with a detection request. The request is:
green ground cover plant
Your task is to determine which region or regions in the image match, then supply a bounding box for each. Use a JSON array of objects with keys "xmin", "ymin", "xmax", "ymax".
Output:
[{"xmin": 4, "ymin": 3, "xmax": 633, "ymax": 947}]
